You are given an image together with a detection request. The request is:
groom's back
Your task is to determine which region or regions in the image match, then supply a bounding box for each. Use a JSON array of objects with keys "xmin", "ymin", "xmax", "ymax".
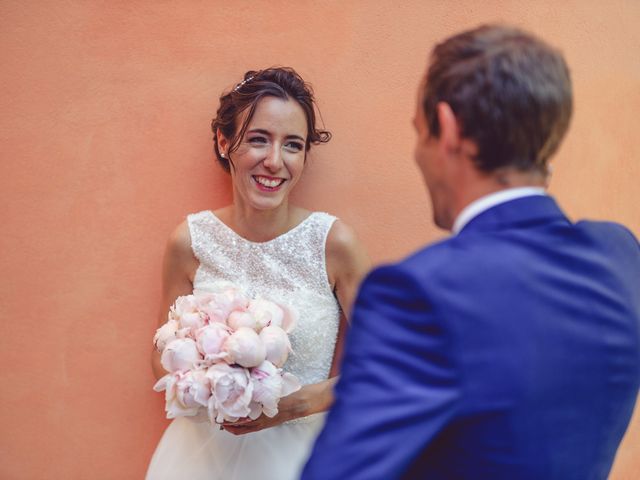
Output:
[
  {"xmin": 402, "ymin": 212, "xmax": 640, "ymax": 479},
  {"xmin": 301, "ymin": 25, "xmax": 639, "ymax": 480}
]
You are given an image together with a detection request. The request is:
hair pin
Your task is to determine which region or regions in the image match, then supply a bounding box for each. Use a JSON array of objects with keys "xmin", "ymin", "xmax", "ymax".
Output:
[{"xmin": 234, "ymin": 76, "xmax": 255, "ymax": 92}]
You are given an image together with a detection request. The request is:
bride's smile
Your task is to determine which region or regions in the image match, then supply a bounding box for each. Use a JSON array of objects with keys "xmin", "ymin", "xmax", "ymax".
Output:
[{"xmin": 252, "ymin": 175, "xmax": 286, "ymax": 191}]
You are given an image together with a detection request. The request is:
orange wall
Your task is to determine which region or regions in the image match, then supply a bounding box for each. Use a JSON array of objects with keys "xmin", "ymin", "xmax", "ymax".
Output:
[{"xmin": 1, "ymin": 1, "xmax": 638, "ymax": 478}]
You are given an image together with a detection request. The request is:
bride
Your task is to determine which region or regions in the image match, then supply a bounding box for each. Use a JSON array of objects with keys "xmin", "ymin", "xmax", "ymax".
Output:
[{"xmin": 146, "ymin": 67, "xmax": 370, "ymax": 479}]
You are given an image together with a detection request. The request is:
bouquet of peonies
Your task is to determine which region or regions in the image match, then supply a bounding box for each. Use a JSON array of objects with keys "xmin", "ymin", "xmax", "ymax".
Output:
[{"xmin": 152, "ymin": 282, "xmax": 301, "ymax": 424}]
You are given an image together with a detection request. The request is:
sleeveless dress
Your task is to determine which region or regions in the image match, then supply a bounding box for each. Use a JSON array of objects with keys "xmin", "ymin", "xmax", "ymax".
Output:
[{"xmin": 146, "ymin": 211, "xmax": 340, "ymax": 480}]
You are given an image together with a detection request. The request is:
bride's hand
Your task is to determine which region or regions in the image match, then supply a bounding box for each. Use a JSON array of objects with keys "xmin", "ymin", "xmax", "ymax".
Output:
[
  {"xmin": 221, "ymin": 377, "xmax": 338, "ymax": 435},
  {"xmin": 221, "ymin": 388, "xmax": 311, "ymax": 436}
]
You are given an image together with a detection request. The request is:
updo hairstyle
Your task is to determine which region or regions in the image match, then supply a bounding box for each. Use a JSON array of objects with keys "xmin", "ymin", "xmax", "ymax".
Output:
[{"xmin": 211, "ymin": 67, "xmax": 331, "ymax": 172}]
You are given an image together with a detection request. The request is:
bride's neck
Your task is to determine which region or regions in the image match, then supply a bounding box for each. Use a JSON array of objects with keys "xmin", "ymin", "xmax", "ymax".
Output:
[{"xmin": 227, "ymin": 202, "xmax": 293, "ymax": 243}]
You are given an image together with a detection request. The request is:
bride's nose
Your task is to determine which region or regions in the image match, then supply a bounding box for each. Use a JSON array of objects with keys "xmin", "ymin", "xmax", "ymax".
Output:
[{"xmin": 263, "ymin": 146, "xmax": 283, "ymax": 171}]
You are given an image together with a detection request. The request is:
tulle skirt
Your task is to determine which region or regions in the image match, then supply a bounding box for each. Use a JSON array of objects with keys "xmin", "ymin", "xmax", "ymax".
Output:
[{"xmin": 146, "ymin": 412, "xmax": 326, "ymax": 480}]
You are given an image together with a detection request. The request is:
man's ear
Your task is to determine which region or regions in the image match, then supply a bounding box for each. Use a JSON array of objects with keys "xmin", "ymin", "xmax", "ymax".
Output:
[
  {"xmin": 216, "ymin": 129, "xmax": 229, "ymax": 156},
  {"xmin": 436, "ymin": 102, "xmax": 461, "ymax": 153},
  {"xmin": 437, "ymin": 102, "xmax": 477, "ymax": 159}
]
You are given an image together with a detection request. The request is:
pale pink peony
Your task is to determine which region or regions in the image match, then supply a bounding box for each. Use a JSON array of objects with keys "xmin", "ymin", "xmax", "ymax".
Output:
[
  {"xmin": 153, "ymin": 371, "xmax": 202, "ymax": 418},
  {"xmin": 153, "ymin": 319, "xmax": 180, "ymax": 352},
  {"xmin": 175, "ymin": 369, "xmax": 211, "ymax": 409},
  {"xmin": 206, "ymin": 363, "xmax": 253, "ymax": 423},
  {"xmin": 169, "ymin": 295, "xmax": 200, "ymax": 321},
  {"xmin": 179, "ymin": 311, "xmax": 207, "ymax": 333},
  {"xmin": 197, "ymin": 285, "xmax": 249, "ymax": 324},
  {"xmin": 227, "ymin": 311, "xmax": 258, "ymax": 331},
  {"xmin": 259, "ymin": 325, "xmax": 292, "ymax": 368},
  {"xmin": 248, "ymin": 298, "xmax": 284, "ymax": 330},
  {"xmin": 160, "ymin": 338, "xmax": 202, "ymax": 373},
  {"xmin": 168, "ymin": 295, "xmax": 208, "ymax": 337},
  {"xmin": 196, "ymin": 323, "xmax": 231, "ymax": 363},
  {"xmin": 196, "ymin": 294, "xmax": 229, "ymax": 324},
  {"xmin": 249, "ymin": 360, "xmax": 301, "ymax": 419},
  {"xmin": 223, "ymin": 327, "xmax": 266, "ymax": 368},
  {"xmin": 219, "ymin": 285, "xmax": 250, "ymax": 310}
]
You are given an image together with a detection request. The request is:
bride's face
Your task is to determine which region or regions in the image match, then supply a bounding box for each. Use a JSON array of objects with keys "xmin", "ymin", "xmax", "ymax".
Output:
[{"xmin": 220, "ymin": 96, "xmax": 308, "ymax": 212}]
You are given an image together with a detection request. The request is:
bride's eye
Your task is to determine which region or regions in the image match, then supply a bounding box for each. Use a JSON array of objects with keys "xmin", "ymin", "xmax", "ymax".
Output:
[
  {"xmin": 248, "ymin": 136, "xmax": 268, "ymax": 145},
  {"xmin": 285, "ymin": 141, "xmax": 304, "ymax": 152}
]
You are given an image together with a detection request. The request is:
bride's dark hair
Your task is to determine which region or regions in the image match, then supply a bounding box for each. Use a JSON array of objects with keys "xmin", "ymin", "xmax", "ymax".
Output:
[{"xmin": 211, "ymin": 67, "xmax": 331, "ymax": 173}]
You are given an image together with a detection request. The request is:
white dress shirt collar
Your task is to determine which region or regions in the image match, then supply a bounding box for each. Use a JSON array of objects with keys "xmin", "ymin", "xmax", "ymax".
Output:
[{"xmin": 452, "ymin": 187, "xmax": 547, "ymax": 235}]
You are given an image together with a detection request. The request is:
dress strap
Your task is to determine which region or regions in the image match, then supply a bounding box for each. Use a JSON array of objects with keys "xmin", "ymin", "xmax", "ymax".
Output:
[{"xmin": 186, "ymin": 210, "xmax": 217, "ymax": 267}]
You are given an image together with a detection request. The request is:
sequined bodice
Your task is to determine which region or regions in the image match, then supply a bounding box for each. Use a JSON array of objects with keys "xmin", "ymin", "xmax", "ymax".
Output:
[{"xmin": 188, "ymin": 211, "xmax": 340, "ymax": 387}]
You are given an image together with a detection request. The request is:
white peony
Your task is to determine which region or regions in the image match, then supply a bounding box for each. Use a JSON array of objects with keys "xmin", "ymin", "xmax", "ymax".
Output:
[
  {"xmin": 153, "ymin": 319, "xmax": 179, "ymax": 352},
  {"xmin": 160, "ymin": 338, "xmax": 202, "ymax": 373},
  {"xmin": 259, "ymin": 325, "xmax": 292, "ymax": 368},
  {"xmin": 249, "ymin": 360, "xmax": 301, "ymax": 419},
  {"xmin": 196, "ymin": 323, "xmax": 231, "ymax": 363},
  {"xmin": 206, "ymin": 363, "xmax": 253, "ymax": 423},
  {"xmin": 223, "ymin": 327, "xmax": 267, "ymax": 368}
]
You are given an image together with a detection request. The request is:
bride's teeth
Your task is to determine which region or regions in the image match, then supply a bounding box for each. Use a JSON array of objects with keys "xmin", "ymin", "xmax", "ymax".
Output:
[{"xmin": 255, "ymin": 176, "xmax": 283, "ymax": 188}]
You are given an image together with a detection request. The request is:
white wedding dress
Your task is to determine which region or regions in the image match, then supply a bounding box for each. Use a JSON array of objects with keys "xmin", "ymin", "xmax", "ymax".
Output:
[{"xmin": 146, "ymin": 211, "xmax": 340, "ymax": 480}]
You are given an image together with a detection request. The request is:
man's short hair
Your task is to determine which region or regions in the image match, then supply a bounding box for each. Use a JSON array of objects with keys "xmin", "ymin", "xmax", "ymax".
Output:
[{"xmin": 423, "ymin": 25, "xmax": 573, "ymax": 174}]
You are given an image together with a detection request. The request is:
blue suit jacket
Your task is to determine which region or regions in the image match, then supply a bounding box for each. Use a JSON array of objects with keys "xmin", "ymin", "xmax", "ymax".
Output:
[{"xmin": 302, "ymin": 196, "xmax": 640, "ymax": 479}]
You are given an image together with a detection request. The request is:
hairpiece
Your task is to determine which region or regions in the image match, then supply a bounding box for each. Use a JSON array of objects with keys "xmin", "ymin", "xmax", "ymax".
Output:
[{"xmin": 233, "ymin": 75, "xmax": 255, "ymax": 92}]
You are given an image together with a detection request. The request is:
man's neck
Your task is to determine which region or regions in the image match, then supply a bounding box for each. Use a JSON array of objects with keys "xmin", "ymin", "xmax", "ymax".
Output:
[
  {"xmin": 452, "ymin": 186, "xmax": 548, "ymax": 234},
  {"xmin": 448, "ymin": 167, "xmax": 548, "ymax": 231}
]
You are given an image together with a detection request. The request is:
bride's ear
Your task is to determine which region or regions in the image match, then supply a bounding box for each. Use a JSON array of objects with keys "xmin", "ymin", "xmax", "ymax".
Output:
[{"xmin": 216, "ymin": 129, "xmax": 229, "ymax": 157}]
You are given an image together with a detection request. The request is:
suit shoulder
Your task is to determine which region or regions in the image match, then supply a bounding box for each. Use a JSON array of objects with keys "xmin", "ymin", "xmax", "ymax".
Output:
[
  {"xmin": 391, "ymin": 235, "xmax": 478, "ymax": 281},
  {"xmin": 355, "ymin": 238, "xmax": 469, "ymax": 306},
  {"xmin": 575, "ymin": 220, "xmax": 640, "ymax": 251}
]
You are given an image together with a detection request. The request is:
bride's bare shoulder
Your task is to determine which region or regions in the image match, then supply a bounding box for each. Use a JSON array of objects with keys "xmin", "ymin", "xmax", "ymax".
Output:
[
  {"xmin": 164, "ymin": 219, "xmax": 198, "ymax": 275},
  {"xmin": 326, "ymin": 220, "xmax": 370, "ymax": 281},
  {"xmin": 326, "ymin": 220, "xmax": 362, "ymax": 262}
]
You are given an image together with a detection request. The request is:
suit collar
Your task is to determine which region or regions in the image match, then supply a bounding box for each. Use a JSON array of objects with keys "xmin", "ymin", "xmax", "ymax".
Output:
[
  {"xmin": 453, "ymin": 187, "xmax": 547, "ymax": 234},
  {"xmin": 456, "ymin": 195, "xmax": 571, "ymax": 235}
]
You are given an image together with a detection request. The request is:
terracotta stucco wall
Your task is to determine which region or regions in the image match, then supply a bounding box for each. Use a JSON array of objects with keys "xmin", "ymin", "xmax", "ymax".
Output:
[{"xmin": 1, "ymin": 1, "xmax": 638, "ymax": 478}]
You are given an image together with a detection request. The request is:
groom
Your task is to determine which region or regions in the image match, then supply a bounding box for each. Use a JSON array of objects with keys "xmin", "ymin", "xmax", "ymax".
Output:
[{"xmin": 302, "ymin": 25, "xmax": 640, "ymax": 479}]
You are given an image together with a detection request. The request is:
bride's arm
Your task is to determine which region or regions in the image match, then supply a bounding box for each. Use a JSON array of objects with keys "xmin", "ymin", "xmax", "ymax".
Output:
[
  {"xmin": 328, "ymin": 219, "xmax": 372, "ymax": 367},
  {"xmin": 151, "ymin": 221, "xmax": 199, "ymax": 380},
  {"xmin": 223, "ymin": 220, "xmax": 370, "ymax": 434}
]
